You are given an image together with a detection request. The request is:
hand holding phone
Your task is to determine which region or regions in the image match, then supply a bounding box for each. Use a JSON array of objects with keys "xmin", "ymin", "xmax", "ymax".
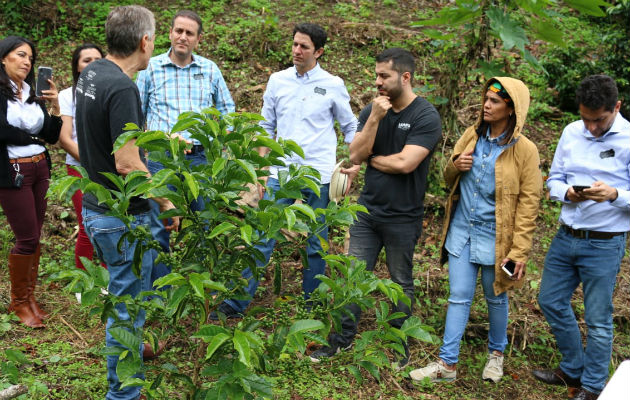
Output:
[
  {"xmin": 572, "ymin": 185, "xmax": 590, "ymax": 192},
  {"xmin": 36, "ymin": 66, "xmax": 53, "ymax": 97},
  {"xmin": 501, "ymin": 260, "xmax": 516, "ymax": 277}
]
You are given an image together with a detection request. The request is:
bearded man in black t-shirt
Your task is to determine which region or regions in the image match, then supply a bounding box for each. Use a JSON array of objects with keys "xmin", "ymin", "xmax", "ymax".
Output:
[
  {"xmin": 310, "ymin": 48, "xmax": 442, "ymax": 366},
  {"xmin": 75, "ymin": 6, "xmax": 178, "ymax": 400}
]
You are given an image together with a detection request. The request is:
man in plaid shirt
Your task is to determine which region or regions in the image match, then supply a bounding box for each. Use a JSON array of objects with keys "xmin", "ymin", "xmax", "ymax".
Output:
[{"xmin": 136, "ymin": 9, "xmax": 235, "ymax": 281}]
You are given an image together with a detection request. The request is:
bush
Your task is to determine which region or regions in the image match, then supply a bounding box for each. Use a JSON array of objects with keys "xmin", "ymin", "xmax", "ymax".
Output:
[{"xmin": 542, "ymin": 3, "xmax": 630, "ymax": 118}]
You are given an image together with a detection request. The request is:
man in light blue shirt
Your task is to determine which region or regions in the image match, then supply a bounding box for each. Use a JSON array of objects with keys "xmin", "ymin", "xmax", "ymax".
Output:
[
  {"xmin": 135, "ymin": 10, "xmax": 235, "ymax": 281},
  {"xmin": 216, "ymin": 23, "xmax": 359, "ymax": 318},
  {"xmin": 533, "ymin": 75, "xmax": 630, "ymax": 400}
]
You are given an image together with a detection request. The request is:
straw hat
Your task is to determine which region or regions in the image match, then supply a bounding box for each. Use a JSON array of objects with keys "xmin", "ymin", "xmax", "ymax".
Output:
[{"xmin": 329, "ymin": 161, "xmax": 349, "ymax": 202}]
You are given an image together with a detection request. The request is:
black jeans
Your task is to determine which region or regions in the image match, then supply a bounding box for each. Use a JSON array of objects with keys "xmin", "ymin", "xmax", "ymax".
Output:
[{"xmin": 329, "ymin": 211, "xmax": 422, "ymax": 347}]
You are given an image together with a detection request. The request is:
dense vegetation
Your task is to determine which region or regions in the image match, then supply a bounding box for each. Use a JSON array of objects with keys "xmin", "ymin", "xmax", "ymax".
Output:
[{"xmin": 0, "ymin": 1, "xmax": 629, "ymax": 399}]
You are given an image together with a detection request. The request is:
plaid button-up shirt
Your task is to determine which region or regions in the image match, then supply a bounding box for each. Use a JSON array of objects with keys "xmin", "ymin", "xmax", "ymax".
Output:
[{"xmin": 136, "ymin": 50, "xmax": 235, "ymax": 141}]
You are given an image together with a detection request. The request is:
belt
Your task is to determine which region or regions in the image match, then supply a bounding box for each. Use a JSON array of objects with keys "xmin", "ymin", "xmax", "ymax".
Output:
[
  {"xmin": 190, "ymin": 144, "xmax": 204, "ymax": 154},
  {"xmin": 562, "ymin": 225, "xmax": 624, "ymax": 240},
  {"xmin": 10, "ymin": 152, "xmax": 46, "ymax": 164}
]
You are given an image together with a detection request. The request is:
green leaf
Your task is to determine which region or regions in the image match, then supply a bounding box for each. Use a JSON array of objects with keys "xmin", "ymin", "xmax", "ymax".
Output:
[
  {"xmin": 288, "ymin": 203, "xmax": 316, "ymax": 222},
  {"xmin": 284, "ymin": 208, "xmax": 296, "ymax": 230},
  {"xmin": 116, "ymin": 354, "xmax": 142, "ymax": 382},
  {"xmin": 171, "ymin": 117, "xmax": 200, "ymax": 133},
  {"xmin": 134, "ymin": 130, "xmax": 167, "ymax": 147},
  {"xmin": 112, "ymin": 129, "xmax": 141, "ymax": 152},
  {"xmin": 154, "ymin": 272, "xmax": 187, "ymax": 288},
  {"xmin": 233, "ymin": 329, "xmax": 251, "ymax": 367},
  {"xmin": 182, "ymin": 171, "xmax": 200, "ymax": 200},
  {"xmin": 234, "ymin": 159, "xmax": 258, "ymax": 184},
  {"xmin": 212, "ymin": 158, "xmax": 227, "ymax": 178},
  {"xmin": 401, "ymin": 316, "xmax": 433, "ymax": 343},
  {"xmin": 530, "ymin": 19, "xmax": 564, "ymax": 46},
  {"xmin": 254, "ymin": 136, "xmax": 284, "ymax": 156},
  {"xmin": 348, "ymin": 365, "xmax": 363, "ymax": 383},
  {"xmin": 189, "ymin": 273, "xmax": 205, "ymax": 299},
  {"xmin": 487, "ymin": 8, "xmax": 528, "ymax": 51},
  {"xmin": 282, "ymin": 139, "xmax": 305, "ymax": 158},
  {"xmin": 5, "ymin": 349, "xmax": 28, "ymax": 364},
  {"xmin": 564, "ymin": 0, "xmax": 611, "ymax": 16},
  {"xmin": 205, "ymin": 333, "xmax": 231, "ymax": 359},
  {"xmin": 209, "ymin": 222, "xmax": 236, "ymax": 239},
  {"xmin": 109, "ymin": 327, "xmax": 141, "ymax": 353},
  {"xmin": 288, "ymin": 319, "xmax": 325, "ymax": 335},
  {"xmin": 411, "ymin": 2, "xmax": 481, "ymax": 27},
  {"xmin": 240, "ymin": 225, "xmax": 253, "ymax": 245},
  {"xmin": 359, "ymin": 360, "xmax": 380, "ymax": 381}
]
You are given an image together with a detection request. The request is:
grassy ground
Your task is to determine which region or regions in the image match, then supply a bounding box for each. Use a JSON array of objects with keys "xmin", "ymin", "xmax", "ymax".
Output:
[{"xmin": 1, "ymin": 1, "xmax": 629, "ymax": 399}]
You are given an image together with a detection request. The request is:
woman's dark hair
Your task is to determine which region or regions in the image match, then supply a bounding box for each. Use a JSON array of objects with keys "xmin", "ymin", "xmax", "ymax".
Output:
[
  {"xmin": 476, "ymin": 79, "xmax": 516, "ymax": 145},
  {"xmin": 71, "ymin": 43, "xmax": 104, "ymax": 97},
  {"xmin": 0, "ymin": 35, "xmax": 37, "ymax": 103}
]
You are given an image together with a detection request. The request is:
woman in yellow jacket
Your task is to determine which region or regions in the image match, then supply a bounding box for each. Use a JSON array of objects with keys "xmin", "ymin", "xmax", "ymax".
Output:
[{"xmin": 411, "ymin": 77, "xmax": 542, "ymax": 382}]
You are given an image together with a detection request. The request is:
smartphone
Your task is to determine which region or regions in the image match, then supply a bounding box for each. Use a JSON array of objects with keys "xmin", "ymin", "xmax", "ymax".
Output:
[
  {"xmin": 572, "ymin": 185, "xmax": 590, "ymax": 192},
  {"xmin": 36, "ymin": 66, "xmax": 53, "ymax": 97},
  {"xmin": 502, "ymin": 260, "xmax": 516, "ymax": 277}
]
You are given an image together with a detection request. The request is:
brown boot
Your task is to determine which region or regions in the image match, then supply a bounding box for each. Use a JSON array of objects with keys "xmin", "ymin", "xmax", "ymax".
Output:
[
  {"xmin": 8, "ymin": 253, "xmax": 44, "ymax": 328},
  {"xmin": 28, "ymin": 245, "xmax": 49, "ymax": 320}
]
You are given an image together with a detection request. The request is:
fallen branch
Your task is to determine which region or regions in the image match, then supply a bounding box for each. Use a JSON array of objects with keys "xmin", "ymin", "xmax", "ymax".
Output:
[
  {"xmin": 0, "ymin": 384, "xmax": 28, "ymax": 400},
  {"xmin": 59, "ymin": 315, "xmax": 88, "ymax": 347}
]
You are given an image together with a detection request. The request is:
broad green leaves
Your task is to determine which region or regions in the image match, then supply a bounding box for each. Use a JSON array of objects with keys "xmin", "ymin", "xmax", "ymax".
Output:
[{"xmin": 48, "ymin": 108, "xmax": 376, "ymax": 398}]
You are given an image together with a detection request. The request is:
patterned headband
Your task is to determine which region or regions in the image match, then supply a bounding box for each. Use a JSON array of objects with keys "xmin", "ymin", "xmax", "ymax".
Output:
[{"xmin": 489, "ymin": 82, "xmax": 512, "ymax": 103}]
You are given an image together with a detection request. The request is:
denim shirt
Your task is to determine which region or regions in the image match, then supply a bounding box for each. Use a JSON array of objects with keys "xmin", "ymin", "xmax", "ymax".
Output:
[{"xmin": 445, "ymin": 129, "xmax": 508, "ymax": 265}]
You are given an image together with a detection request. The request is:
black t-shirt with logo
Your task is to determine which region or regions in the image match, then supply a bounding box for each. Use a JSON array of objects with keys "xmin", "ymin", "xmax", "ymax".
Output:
[
  {"xmin": 357, "ymin": 96, "xmax": 442, "ymax": 222},
  {"xmin": 75, "ymin": 58, "xmax": 150, "ymax": 214}
]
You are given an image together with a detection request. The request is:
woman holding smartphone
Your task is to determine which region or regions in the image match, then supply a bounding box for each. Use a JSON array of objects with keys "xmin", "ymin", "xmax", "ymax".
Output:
[
  {"xmin": 0, "ymin": 36, "xmax": 61, "ymax": 328},
  {"xmin": 58, "ymin": 43, "xmax": 103, "ymax": 273},
  {"xmin": 411, "ymin": 78, "xmax": 542, "ymax": 382}
]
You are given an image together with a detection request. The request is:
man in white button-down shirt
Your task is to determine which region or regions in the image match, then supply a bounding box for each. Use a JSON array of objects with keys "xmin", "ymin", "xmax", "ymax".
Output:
[
  {"xmin": 533, "ymin": 75, "xmax": 630, "ymax": 400},
  {"xmin": 215, "ymin": 23, "xmax": 359, "ymax": 318}
]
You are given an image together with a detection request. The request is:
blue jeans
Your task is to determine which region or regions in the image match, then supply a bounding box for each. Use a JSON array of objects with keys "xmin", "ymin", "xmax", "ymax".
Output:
[
  {"xmin": 538, "ymin": 227, "xmax": 625, "ymax": 394},
  {"xmin": 83, "ymin": 207, "xmax": 157, "ymax": 400},
  {"xmin": 438, "ymin": 241, "xmax": 508, "ymax": 365},
  {"xmin": 328, "ymin": 212, "xmax": 422, "ymax": 347},
  {"xmin": 147, "ymin": 150, "xmax": 207, "ymax": 284},
  {"xmin": 224, "ymin": 177, "xmax": 329, "ymax": 313}
]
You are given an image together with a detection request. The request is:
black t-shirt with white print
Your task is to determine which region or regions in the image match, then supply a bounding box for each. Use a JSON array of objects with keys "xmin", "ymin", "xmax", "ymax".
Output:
[{"xmin": 357, "ymin": 96, "xmax": 442, "ymax": 222}]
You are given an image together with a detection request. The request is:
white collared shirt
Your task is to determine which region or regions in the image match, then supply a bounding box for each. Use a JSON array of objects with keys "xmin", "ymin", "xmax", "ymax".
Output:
[
  {"xmin": 547, "ymin": 112, "xmax": 630, "ymax": 231},
  {"xmin": 6, "ymin": 80, "xmax": 45, "ymax": 159},
  {"xmin": 260, "ymin": 64, "xmax": 357, "ymax": 184}
]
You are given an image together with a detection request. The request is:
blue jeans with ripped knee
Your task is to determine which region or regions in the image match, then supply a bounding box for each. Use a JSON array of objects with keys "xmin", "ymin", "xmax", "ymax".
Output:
[{"xmin": 438, "ymin": 241, "xmax": 508, "ymax": 365}]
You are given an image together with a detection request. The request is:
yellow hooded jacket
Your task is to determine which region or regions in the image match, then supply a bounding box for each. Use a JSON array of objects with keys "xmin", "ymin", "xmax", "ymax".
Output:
[{"xmin": 440, "ymin": 77, "xmax": 543, "ymax": 295}]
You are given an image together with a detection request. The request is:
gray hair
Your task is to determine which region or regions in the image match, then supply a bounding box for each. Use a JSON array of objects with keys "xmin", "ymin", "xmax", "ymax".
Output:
[{"xmin": 106, "ymin": 5, "xmax": 155, "ymax": 57}]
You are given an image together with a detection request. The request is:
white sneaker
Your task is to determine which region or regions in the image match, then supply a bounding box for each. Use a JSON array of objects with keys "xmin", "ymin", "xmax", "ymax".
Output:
[
  {"xmin": 75, "ymin": 292, "xmax": 82, "ymax": 303},
  {"xmin": 410, "ymin": 360, "xmax": 456, "ymax": 382},
  {"xmin": 482, "ymin": 352, "xmax": 504, "ymax": 383}
]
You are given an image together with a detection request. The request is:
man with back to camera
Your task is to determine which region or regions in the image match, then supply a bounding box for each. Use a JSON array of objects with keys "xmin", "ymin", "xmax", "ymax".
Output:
[
  {"xmin": 532, "ymin": 75, "xmax": 630, "ymax": 400},
  {"xmin": 75, "ymin": 5, "xmax": 178, "ymax": 400},
  {"xmin": 214, "ymin": 22, "xmax": 359, "ymax": 318},
  {"xmin": 135, "ymin": 9, "xmax": 235, "ymax": 281},
  {"xmin": 309, "ymin": 48, "xmax": 442, "ymax": 366}
]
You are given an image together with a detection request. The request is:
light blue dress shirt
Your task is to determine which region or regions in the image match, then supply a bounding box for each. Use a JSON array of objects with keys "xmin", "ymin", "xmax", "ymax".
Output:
[
  {"xmin": 260, "ymin": 64, "xmax": 357, "ymax": 184},
  {"xmin": 547, "ymin": 112, "xmax": 630, "ymax": 232},
  {"xmin": 136, "ymin": 50, "xmax": 235, "ymax": 143},
  {"xmin": 445, "ymin": 129, "xmax": 510, "ymax": 265}
]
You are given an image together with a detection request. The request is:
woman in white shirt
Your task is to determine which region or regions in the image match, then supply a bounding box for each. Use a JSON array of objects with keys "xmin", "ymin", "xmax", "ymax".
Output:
[
  {"xmin": 58, "ymin": 43, "xmax": 103, "ymax": 272},
  {"xmin": 0, "ymin": 36, "xmax": 61, "ymax": 328}
]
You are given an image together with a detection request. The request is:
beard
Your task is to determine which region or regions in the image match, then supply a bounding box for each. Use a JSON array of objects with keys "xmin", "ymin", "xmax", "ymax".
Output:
[{"xmin": 378, "ymin": 77, "xmax": 403, "ymax": 101}]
